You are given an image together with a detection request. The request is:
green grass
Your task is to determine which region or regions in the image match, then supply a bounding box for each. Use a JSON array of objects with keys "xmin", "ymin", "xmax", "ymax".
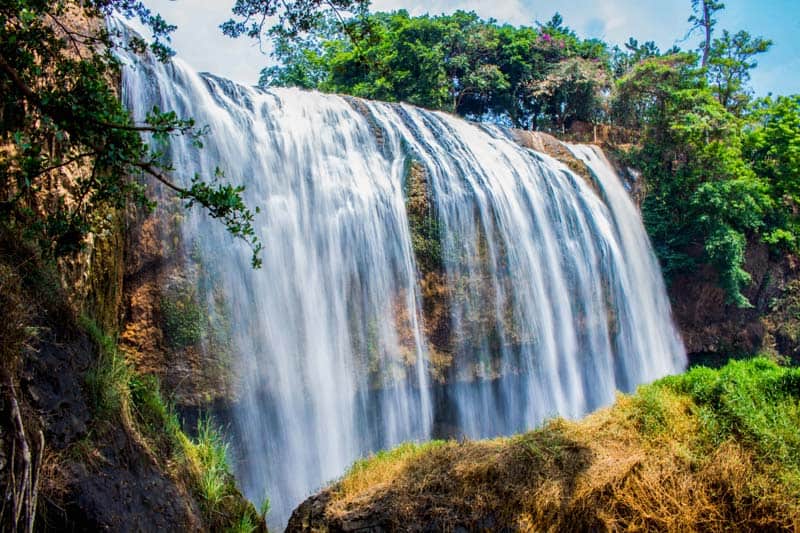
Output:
[
  {"xmin": 337, "ymin": 440, "xmax": 448, "ymax": 498},
  {"xmin": 80, "ymin": 316, "xmax": 265, "ymax": 530},
  {"xmin": 227, "ymin": 512, "xmax": 258, "ymax": 533},
  {"xmin": 81, "ymin": 316, "xmax": 134, "ymax": 421},
  {"xmin": 193, "ymin": 416, "xmax": 232, "ymax": 508},
  {"xmin": 258, "ymin": 496, "xmax": 271, "ymax": 521},
  {"xmin": 344, "ymin": 440, "xmax": 448, "ymax": 480},
  {"xmin": 662, "ymin": 357, "xmax": 800, "ymax": 474},
  {"xmin": 625, "ymin": 383, "xmax": 673, "ymax": 436}
]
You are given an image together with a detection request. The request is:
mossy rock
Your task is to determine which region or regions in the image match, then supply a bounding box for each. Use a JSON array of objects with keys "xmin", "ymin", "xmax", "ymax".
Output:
[{"xmin": 161, "ymin": 281, "xmax": 207, "ymax": 350}]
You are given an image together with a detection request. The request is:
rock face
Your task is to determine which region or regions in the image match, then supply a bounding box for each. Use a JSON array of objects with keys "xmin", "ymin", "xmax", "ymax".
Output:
[
  {"xmin": 401, "ymin": 129, "xmax": 609, "ymax": 384},
  {"xmin": 120, "ymin": 192, "xmax": 240, "ymax": 408},
  {"xmin": 0, "ymin": 232, "xmax": 205, "ymax": 531},
  {"xmin": 287, "ymin": 490, "xmax": 397, "ymax": 533},
  {"xmin": 63, "ymin": 426, "xmax": 203, "ymax": 532},
  {"xmin": 670, "ymin": 242, "xmax": 800, "ymax": 364},
  {"xmin": 120, "ymin": 190, "xmax": 237, "ymax": 408}
]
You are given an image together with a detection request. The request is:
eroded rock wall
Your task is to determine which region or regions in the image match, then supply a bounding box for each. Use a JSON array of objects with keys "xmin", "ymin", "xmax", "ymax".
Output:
[
  {"xmin": 120, "ymin": 191, "xmax": 240, "ymax": 408},
  {"xmin": 670, "ymin": 242, "xmax": 800, "ymax": 364}
]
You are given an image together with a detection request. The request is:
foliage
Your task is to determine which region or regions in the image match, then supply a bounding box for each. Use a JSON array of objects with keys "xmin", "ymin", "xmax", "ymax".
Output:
[
  {"xmin": 227, "ymin": 512, "xmax": 258, "ymax": 533},
  {"xmin": 687, "ymin": 0, "xmax": 724, "ymax": 66},
  {"xmin": 613, "ymin": 39, "xmax": 788, "ymax": 306},
  {"xmin": 129, "ymin": 373, "xmax": 183, "ymax": 446},
  {"xmin": 259, "ymin": 496, "xmax": 271, "ymax": 521},
  {"xmin": 161, "ymin": 283, "xmax": 206, "ymax": 349},
  {"xmin": 222, "ymin": 0, "xmax": 369, "ymax": 40},
  {"xmin": 135, "ymin": 384, "xmax": 265, "ymax": 530},
  {"xmin": 257, "ymin": 9, "xmax": 611, "ymax": 130},
  {"xmin": 81, "ymin": 316, "xmax": 264, "ymax": 529},
  {"xmin": 707, "ymin": 29, "xmax": 772, "ymax": 115},
  {"xmin": 662, "ymin": 358, "xmax": 800, "ymax": 473},
  {"xmin": 192, "ymin": 416, "xmax": 232, "ymax": 508},
  {"xmin": 81, "ymin": 315, "xmax": 134, "ymax": 420},
  {"xmin": 0, "ymin": 0, "xmax": 262, "ymax": 267},
  {"xmin": 744, "ymin": 95, "xmax": 800, "ymax": 251}
]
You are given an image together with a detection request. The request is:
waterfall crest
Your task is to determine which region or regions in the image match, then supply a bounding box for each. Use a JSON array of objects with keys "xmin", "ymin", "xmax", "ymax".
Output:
[{"xmin": 118, "ymin": 37, "xmax": 685, "ymax": 527}]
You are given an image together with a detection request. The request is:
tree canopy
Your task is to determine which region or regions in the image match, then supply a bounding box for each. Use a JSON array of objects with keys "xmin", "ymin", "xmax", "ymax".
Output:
[{"xmin": 258, "ymin": 10, "xmax": 612, "ymax": 130}]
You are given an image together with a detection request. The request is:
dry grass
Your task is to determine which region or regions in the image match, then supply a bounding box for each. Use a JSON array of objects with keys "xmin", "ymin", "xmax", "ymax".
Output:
[{"xmin": 320, "ymin": 359, "xmax": 800, "ymax": 532}]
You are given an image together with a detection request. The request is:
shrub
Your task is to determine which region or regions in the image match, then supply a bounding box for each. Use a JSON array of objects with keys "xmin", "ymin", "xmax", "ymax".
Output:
[{"xmin": 662, "ymin": 357, "xmax": 800, "ymax": 472}]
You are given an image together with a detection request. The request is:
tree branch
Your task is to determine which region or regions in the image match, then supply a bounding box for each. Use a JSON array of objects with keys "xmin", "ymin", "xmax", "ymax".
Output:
[{"xmin": 135, "ymin": 161, "xmax": 191, "ymax": 196}]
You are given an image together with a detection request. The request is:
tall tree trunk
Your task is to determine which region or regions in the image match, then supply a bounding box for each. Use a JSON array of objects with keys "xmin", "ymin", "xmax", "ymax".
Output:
[{"xmin": 701, "ymin": 1, "xmax": 712, "ymax": 67}]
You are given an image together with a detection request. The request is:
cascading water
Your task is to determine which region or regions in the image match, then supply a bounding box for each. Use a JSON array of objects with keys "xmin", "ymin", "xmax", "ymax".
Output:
[{"xmin": 117, "ymin": 27, "xmax": 685, "ymax": 528}]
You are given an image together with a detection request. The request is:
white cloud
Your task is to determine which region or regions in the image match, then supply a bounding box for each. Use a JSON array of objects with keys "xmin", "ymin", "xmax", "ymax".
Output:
[{"xmin": 141, "ymin": 0, "xmax": 271, "ymax": 84}]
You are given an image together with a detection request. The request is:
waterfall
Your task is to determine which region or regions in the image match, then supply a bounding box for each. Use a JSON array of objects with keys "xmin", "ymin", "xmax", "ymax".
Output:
[{"xmin": 117, "ymin": 31, "xmax": 685, "ymax": 528}]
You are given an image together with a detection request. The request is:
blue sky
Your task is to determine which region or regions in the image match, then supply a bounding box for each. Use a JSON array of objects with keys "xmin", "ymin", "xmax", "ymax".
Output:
[{"xmin": 141, "ymin": 0, "xmax": 799, "ymax": 96}]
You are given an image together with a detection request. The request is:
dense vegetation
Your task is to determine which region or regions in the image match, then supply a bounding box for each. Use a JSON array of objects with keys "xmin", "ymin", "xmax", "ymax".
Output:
[
  {"xmin": 292, "ymin": 358, "xmax": 800, "ymax": 530},
  {"xmin": 253, "ymin": 2, "xmax": 800, "ymax": 307},
  {"xmin": 81, "ymin": 315, "xmax": 267, "ymax": 531}
]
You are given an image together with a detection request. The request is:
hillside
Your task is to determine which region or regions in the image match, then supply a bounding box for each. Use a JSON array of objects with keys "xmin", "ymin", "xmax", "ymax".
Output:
[{"xmin": 289, "ymin": 358, "xmax": 800, "ymax": 531}]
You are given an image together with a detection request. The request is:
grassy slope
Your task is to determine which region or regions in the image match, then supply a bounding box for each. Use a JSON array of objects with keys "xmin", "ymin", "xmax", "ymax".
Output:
[
  {"xmin": 81, "ymin": 316, "xmax": 266, "ymax": 532},
  {"xmin": 311, "ymin": 359, "xmax": 800, "ymax": 531}
]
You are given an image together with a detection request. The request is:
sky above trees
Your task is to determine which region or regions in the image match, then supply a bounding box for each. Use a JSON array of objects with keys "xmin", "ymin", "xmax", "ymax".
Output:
[{"xmin": 139, "ymin": 0, "xmax": 798, "ymax": 96}]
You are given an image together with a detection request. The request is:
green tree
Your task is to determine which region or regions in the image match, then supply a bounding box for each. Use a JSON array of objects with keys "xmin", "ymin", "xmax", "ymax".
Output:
[
  {"xmin": 707, "ymin": 29, "xmax": 772, "ymax": 115},
  {"xmin": 610, "ymin": 1, "xmax": 795, "ymax": 307},
  {"xmin": 253, "ymin": 9, "xmax": 614, "ymax": 131},
  {"xmin": 1, "ymin": 0, "xmax": 262, "ymax": 266},
  {"xmin": 612, "ymin": 38, "xmax": 661, "ymax": 78},
  {"xmin": 615, "ymin": 52, "xmax": 775, "ymax": 306},
  {"xmin": 744, "ymin": 95, "xmax": 800, "ymax": 251},
  {"xmin": 221, "ymin": 0, "xmax": 370, "ymax": 40}
]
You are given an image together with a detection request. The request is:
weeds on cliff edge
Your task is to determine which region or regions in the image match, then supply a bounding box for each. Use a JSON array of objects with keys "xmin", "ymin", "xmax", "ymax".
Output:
[
  {"xmin": 81, "ymin": 318, "xmax": 265, "ymax": 530},
  {"xmin": 81, "ymin": 316, "xmax": 134, "ymax": 422},
  {"xmin": 337, "ymin": 440, "xmax": 447, "ymax": 497},
  {"xmin": 193, "ymin": 416, "xmax": 231, "ymax": 508},
  {"xmin": 259, "ymin": 496, "xmax": 271, "ymax": 521},
  {"xmin": 129, "ymin": 374, "xmax": 184, "ymax": 450},
  {"xmin": 228, "ymin": 512, "xmax": 258, "ymax": 533}
]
